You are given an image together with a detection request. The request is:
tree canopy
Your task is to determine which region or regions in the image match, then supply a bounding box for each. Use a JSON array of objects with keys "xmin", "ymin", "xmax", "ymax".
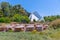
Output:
[
  {"xmin": 0, "ymin": 2, "xmax": 30, "ymax": 23},
  {"xmin": 44, "ymin": 15, "xmax": 60, "ymax": 22}
]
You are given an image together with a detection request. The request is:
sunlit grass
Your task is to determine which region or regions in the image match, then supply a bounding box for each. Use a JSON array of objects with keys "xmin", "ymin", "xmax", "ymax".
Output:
[{"xmin": 0, "ymin": 29, "xmax": 60, "ymax": 40}]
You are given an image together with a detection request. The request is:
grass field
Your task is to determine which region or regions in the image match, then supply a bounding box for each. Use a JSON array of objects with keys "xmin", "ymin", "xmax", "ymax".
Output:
[{"xmin": 0, "ymin": 29, "xmax": 60, "ymax": 40}]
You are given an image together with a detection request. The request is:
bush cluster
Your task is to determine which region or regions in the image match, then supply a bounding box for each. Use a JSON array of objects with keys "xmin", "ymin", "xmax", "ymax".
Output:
[{"xmin": 50, "ymin": 19, "xmax": 60, "ymax": 29}]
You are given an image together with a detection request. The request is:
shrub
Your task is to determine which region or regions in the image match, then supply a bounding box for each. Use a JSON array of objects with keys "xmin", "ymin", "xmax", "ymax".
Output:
[
  {"xmin": 32, "ymin": 30, "xmax": 37, "ymax": 34},
  {"xmin": 0, "ymin": 17, "xmax": 11, "ymax": 23},
  {"xmin": 49, "ymin": 19, "xmax": 60, "ymax": 29},
  {"xmin": 12, "ymin": 14, "xmax": 30, "ymax": 23},
  {"xmin": 8, "ymin": 29, "xmax": 14, "ymax": 32}
]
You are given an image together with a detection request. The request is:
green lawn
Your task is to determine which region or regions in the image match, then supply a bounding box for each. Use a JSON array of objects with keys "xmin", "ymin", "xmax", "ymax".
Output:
[{"xmin": 0, "ymin": 29, "xmax": 60, "ymax": 40}]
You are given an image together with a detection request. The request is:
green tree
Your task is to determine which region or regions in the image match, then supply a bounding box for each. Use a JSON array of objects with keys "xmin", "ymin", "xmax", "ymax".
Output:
[
  {"xmin": 12, "ymin": 14, "xmax": 22, "ymax": 22},
  {"xmin": 12, "ymin": 5, "xmax": 28, "ymax": 16},
  {"xmin": 0, "ymin": 17, "xmax": 11, "ymax": 23},
  {"xmin": 0, "ymin": 2, "xmax": 30, "ymax": 23},
  {"xmin": 44, "ymin": 15, "xmax": 60, "ymax": 22},
  {"xmin": 12, "ymin": 14, "xmax": 30, "ymax": 23},
  {"xmin": 22, "ymin": 16, "xmax": 30, "ymax": 23},
  {"xmin": 1, "ymin": 2, "xmax": 11, "ymax": 17},
  {"xmin": 0, "ymin": 9, "xmax": 4, "ymax": 17}
]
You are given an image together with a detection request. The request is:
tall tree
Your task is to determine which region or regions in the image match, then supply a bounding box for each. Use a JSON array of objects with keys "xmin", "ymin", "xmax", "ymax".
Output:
[
  {"xmin": 12, "ymin": 4, "xmax": 28, "ymax": 16},
  {"xmin": 1, "ymin": 2, "xmax": 11, "ymax": 16},
  {"xmin": 0, "ymin": 9, "xmax": 3, "ymax": 17}
]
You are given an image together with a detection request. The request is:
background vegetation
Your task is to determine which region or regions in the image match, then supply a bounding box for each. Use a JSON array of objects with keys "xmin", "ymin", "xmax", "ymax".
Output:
[
  {"xmin": 0, "ymin": 2, "xmax": 30, "ymax": 23},
  {"xmin": 44, "ymin": 15, "xmax": 60, "ymax": 22}
]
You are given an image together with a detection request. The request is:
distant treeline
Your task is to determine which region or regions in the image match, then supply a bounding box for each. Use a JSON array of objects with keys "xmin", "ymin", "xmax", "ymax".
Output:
[
  {"xmin": 44, "ymin": 15, "xmax": 60, "ymax": 22},
  {"xmin": 0, "ymin": 2, "xmax": 30, "ymax": 23}
]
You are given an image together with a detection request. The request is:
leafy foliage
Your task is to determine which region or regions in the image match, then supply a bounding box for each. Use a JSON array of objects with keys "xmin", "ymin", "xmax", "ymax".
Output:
[
  {"xmin": 44, "ymin": 15, "xmax": 60, "ymax": 22},
  {"xmin": 0, "ymin": 17, "xmax": 11, "ymax": 23},
  {"xmin": 0, "ymin": 2, "xmax": 30, "ymax": 23},
  {"xmin": 12, "ymin": 14, "xmax": 30, "ymax": 23},
  {"xmin": 0, "ymin": 9, "xmax": 4, "ymax": 17}
]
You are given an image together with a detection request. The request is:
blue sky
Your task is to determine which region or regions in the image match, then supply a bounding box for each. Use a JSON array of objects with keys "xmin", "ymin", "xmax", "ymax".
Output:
[{"xmin": 0, "ymin": 0, "xmax": 60, "ymax": 16}]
